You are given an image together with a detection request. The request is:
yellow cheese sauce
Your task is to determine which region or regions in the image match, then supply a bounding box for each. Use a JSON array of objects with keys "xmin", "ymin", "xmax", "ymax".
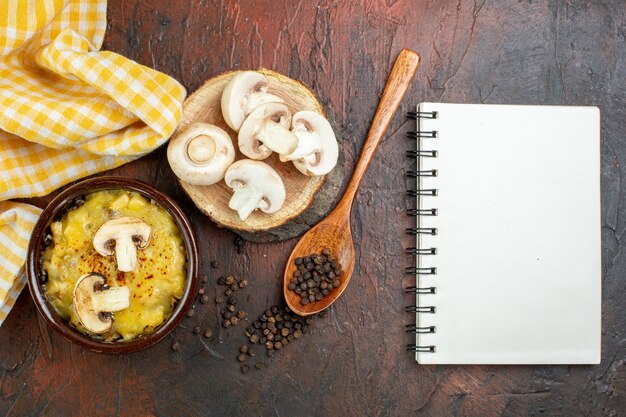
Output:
[{"xmin": 42, "ymin": 190, "xmax": 187, "ymax": 341}]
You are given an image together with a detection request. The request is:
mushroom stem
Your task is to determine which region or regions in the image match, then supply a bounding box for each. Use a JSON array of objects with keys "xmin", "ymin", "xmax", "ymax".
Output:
[
  {"xmin": 91, "ymin": 286, "xmax": 131, "ymax": 312},
  {"xmin": 257, "ymin": 121, "xmax": 298, "ymax": 155},
  {"xmin": 115, "ymin": 236, "xmax": 138, "ymax": 272},
  {"xmin": 279, "ymin": 135, "xmax": 319, "ymax": 162},
  {"xmin": 228, "ymin": 184, "xmax": 266, "ymax": 221},
  {"xmin": 187, "ymin": 135, "xmax": 217, "ymax": 164}
]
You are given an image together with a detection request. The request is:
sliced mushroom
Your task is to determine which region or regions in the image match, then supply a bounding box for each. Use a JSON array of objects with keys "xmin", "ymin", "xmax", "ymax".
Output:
[
  {"xmin": 93, "ymin": 216, "xmax": 151, "ymax": 272},
  {"xmin": 73, "ymin": 273, "xmax": 130, "ymax": 334},
  {"xmin": 238, "ymin": 102, "xmax": 298, "ymax": 160},
  {"xmin": 167, "ymin": 122, "xmax": 235, "ymax": 185},
  {"xmin": 221, "ymin": 71, "xmax": 285, "ymax": 132},
  {"xmin": 280, "ymin": 111, "xmax": 339, "ymax": 176},
  {"xmin": 224, "ymin": 159, "xmax": 286, "ymax": 221}
]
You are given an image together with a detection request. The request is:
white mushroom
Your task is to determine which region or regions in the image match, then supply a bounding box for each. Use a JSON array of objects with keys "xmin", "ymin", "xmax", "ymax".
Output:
[
  {"xmin": 238, "ymin": 102, "xmax": 298, "ymax": 160},
  {"xmin": 224, "ymin": 160, "xmax": 286, "ymax": 221},
  {"xmin": 73, "ymin": 273, "xmax": 130, "ymax": 334},
  {"xmin": 280, "ymin": 111, "xmax": 339, "ymax": 176},
  {"xmin": 221, "ymin": 71, "xmax": 285, "ymax": 131},
  {"xmin": 167, "ymin": 122, "xmax": 235, "ymax": 185},
  {"xmin": 93, "ymin": 216, "xmax": 151, "ymax": 272}
]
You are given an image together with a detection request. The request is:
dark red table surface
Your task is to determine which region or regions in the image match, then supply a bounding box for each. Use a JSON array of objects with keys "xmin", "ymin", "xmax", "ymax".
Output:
[{"xmin": 1, "ymin": 1, "xmax": 625, "ymax": 416}]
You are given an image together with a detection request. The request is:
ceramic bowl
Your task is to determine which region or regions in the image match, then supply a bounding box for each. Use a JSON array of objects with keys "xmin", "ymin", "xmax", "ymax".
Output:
[{"xmin": 26, "ymin": 176, "xmax": 198, "ymax": 353}]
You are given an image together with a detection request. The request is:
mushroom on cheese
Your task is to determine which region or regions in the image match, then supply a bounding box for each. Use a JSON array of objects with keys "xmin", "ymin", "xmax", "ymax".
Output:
[
  {"xmin": 238, "ymin": 102, "xmax": 298, "ymax": 160},
  {"xmin": 73, "ymin": 273, "xmax": 130, "ymax": 334},
  {"xmin": 92, "ymin": 216, "xmax": 151, "ymax": 272},
  {"xmin": 224, "ymin": 159, "xmax": 286, "ymax": 221},
  {"xmin": 280, "ymin": 110, "xmax": 339, "ymax": 176},
  {"xmin": 167, "ymin": 122, "xmax": 235, "ymax": 185},
  {"xmin": 221, "ymin": 71, "xmax": 285, "ymax": 132}
]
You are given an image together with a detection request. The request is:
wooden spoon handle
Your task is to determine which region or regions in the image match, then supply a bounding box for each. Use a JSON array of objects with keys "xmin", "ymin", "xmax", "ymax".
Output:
[{"xmin": 341, "ymin": 48, "xmax": 420, "ymax": 207}]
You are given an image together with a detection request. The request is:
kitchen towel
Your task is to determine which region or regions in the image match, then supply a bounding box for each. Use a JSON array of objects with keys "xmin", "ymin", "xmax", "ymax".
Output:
[{"xmin": 0, "ymin": 0, "xmax": 186, "ymax": 325}]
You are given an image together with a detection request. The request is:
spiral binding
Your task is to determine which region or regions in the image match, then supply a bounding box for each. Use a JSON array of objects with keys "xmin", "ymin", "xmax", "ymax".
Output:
[{"xmin": 405, "ymin": 110, "xmax": 438, "ymax": 355}]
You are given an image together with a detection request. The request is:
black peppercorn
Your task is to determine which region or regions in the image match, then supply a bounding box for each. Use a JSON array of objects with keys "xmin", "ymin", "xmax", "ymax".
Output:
[
  {"xmin": 225, "ymin": 275, "xmax": 235, "ymax": 285},
  {"xmin": 211, "ymin": 260, "xmax": 220, "ymax": 268},
  {"xmin": 204, "ymin": 329, "xmax": 213, "ymax": 338},
  {"xmin": 171, "ymin": 341, "xmax": 181, "ymax": 351}
]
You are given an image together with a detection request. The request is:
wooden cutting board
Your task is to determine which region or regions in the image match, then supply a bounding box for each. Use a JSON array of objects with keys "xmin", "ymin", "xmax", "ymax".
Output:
[{"xmin": 176, "ymin": 69, "xmax": 344, "ymax": 243}]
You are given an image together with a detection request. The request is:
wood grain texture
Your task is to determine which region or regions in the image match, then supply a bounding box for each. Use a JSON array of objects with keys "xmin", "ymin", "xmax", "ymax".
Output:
[{"xmin": 2, "ymin": 1, "xmax": 625, "ymax": 416}]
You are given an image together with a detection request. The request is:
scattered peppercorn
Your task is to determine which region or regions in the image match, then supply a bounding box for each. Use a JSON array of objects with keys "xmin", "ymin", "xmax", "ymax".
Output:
[
  {"xmin": 240, "ymin": 345, "xmax": 249, "ymax": 354},
  {"xmin": 171, "ymin": 341, "xmax": 181, "ymax": 351},
  {"xmin": 225, "ymin": 275, "xmax": 235, "ymax": 285},
  {"xmin": 200, "ymin": 294, "xmax": 209, "ymax": 304},
  {"xmin": 211, "ymin": 260, "xmax": 220, "ymax": 268},
  {"xmin": 204, "ymin": 329, "xmax": 213, "ymax": 338},
  {"xmin": 193, "ymin": 326, "xmax": 201, "ymax": 334},
  {"xmin": 255, "ymin": 362, "xmax": 264, "ymax": 369},
  {"xmin": 238, "ymin": 279, "xmax": 248, "ymax": 288},
  {"xmin": 217, "ymin": 276, "xmax": 226, "ymax": 285},
  {"xmin": 215, "ymin": 296, "xmax": 224, "ymax": 304},
  {"xmin": 186, "ymin": 307, "xmax": 195, "ymax": 318},
  {"xmin": 223, "ymin": 319, "xmax": 232, "ymax": 328},
  {"xmin": 202, "ymin": 275, "xmax": 208, "ymax": 284},
  {"xmin": 198, "ymin": 288, "xmax": 205, "ymax": 295},
  {"xmin": 234, "ymin": 236, "xmax": 245, "ymax": 253},
  {"xmin": 238, "ymin": 353, "xmax": 247, "ymax": 362},
  {"xmin": 240, "ymin": 364, "xmax": 249, "ymax": 374}
]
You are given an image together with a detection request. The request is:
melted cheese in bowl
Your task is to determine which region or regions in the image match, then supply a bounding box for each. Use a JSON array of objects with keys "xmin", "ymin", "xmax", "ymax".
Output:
[{"xmin": 42, "ymin": 190, "xmax": 187, "ymax": 341}]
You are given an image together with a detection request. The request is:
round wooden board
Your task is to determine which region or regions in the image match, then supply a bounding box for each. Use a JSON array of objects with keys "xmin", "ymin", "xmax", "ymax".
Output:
[{"xmin": 177, "ymin": 69, "xmax": 344, "ymax": 243}]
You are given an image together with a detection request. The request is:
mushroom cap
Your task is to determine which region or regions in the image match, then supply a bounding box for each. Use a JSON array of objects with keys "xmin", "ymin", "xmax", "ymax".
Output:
[
  {"xmin": 73, "ymin": 273, "xmax": 130, "ymax": 334},
  {"xmin": 238, "ymin": 102, "xmax": 297, "ymax": 160},
  {"xmin": 167, "ymin": 122, "xmax": 235, "ymax": 185},
  {"xmin": 93, "ymin": 216, "xmax": 152, "ymax": 256},
  {"xmin": 224, "ymin": 159, "xmax": 286, "ymax": 214},
  {"xmin": 221, "ymin": 71, "xmax": 285, "ymax": 131},
  {"xmin": 285, "ymin": 111, "xmax": 339, "ymax": 176}
]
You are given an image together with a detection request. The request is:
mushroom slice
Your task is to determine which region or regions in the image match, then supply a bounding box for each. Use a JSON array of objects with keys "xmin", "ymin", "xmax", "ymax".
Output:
[
  {"xmin": 280, "ymin": 111, "xmax": 339, "ymax": 176},
  {"xmin": 167, "ymin": 122, "xmax": 235, "ymax": 185},
  {"xmin": 93, "ymin": 216, "xmax": 151, "ymax": 272},
  {"xmin": 221, "ymin": 71, "xmax": 285, "ymax": 131},
  {"xmin": 238, "ymin": 102, "xmax": 298, "ymax": 160},
  {"xmin": 224, "ymin": 159, "xmax": 286, "ymax": 221},
  {"xmin": 73, "ymin": 273, "xmax": 130, "ymax": 334}
]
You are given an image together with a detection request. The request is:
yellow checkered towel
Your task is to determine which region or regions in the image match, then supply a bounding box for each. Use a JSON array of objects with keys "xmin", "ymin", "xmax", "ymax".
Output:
[{"xmin": 0, "ymin": 0, "xmax": 187, "ymax": 325}]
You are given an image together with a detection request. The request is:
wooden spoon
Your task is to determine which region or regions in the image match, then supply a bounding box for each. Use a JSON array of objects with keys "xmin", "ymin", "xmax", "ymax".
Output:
[{"xmin": 284, "ymin": 49, "xmax": 421, "ymax": 316}]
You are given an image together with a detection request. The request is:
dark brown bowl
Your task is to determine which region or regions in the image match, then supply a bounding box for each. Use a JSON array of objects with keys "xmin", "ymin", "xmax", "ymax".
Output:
[{"xmin": 27, "ymin": 176, "xmax": 198, "ymax": 354}]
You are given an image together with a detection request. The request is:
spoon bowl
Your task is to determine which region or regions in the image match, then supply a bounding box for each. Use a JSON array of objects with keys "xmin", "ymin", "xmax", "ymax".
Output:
[
  {"xmin": 284, "ymin": 49, "xmax": 421, "ymax": 316},
  {"xmin": 283, "ymin": 218, "xmax": 355, "ymax": 315}
]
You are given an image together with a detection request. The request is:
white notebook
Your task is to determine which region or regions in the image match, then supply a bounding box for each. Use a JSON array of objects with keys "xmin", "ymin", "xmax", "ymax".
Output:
[{"xmin": 409, "ymin": 103, "xmax": 601, "ymax": 364}]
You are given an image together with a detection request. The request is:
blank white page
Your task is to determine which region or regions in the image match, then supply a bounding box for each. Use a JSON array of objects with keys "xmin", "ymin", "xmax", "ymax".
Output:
[{"xmin": 415, "ymin": 103, "xmax": 601, "ymax": 364}]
